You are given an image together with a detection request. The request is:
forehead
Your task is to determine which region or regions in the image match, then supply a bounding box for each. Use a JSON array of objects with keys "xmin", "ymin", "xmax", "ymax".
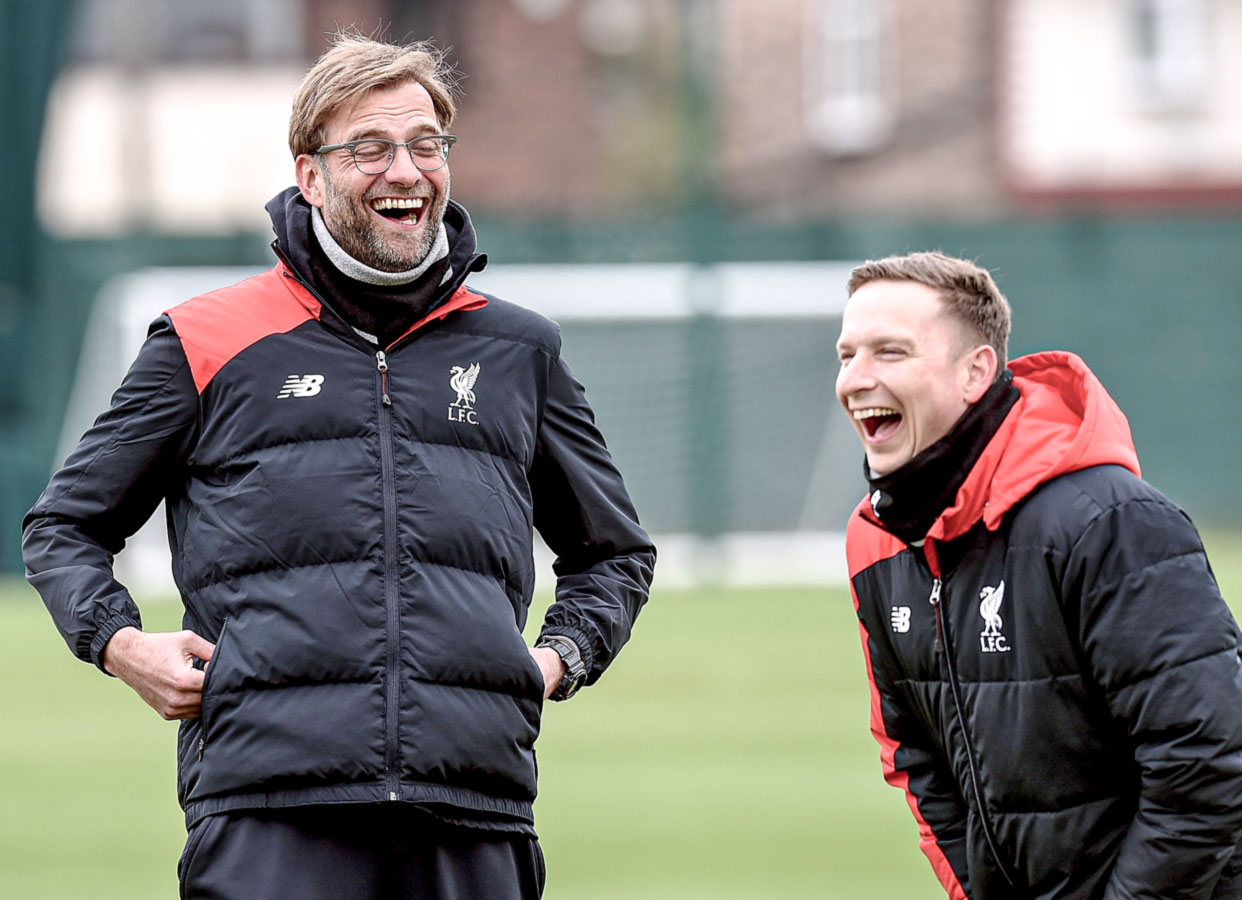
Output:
[
  {"xmin": 323, "ymin": 81, "xmax": 439, "ymax": 140},
  {"xmin": 837, "ymin": 279, "xmax": 957, "ymax": 346}
]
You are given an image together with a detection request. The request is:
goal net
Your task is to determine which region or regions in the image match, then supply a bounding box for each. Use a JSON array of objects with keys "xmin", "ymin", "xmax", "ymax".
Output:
[{"xmin": 60, "ymin": 261, "xmax": 863, "ymax": 592}]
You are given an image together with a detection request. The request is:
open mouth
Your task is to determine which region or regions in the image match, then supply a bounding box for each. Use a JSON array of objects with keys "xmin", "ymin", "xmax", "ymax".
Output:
[
  {"xmin": 853, "ymin": 407, "xmax": 902, "ymax": 442},
  {"xmin": 370, "ymin": 196, "xmax": 425, "ymax": 226}
]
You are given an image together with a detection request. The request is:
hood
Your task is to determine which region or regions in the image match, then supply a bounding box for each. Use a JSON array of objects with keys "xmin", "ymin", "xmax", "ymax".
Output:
[{"xmin": 926, "ymin": 350, "xmax": 1141, "ymax": 542}]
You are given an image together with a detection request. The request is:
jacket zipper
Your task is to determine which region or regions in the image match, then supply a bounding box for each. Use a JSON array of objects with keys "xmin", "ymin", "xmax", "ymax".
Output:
[
  {"xmin": 926, "ymin": 547, "xmax": 1017, "ymax": 890},
  {"xmin": 376, "ymin": 350, "xmax": 401, "ymax": 801},
  {"xmin": 376, "ymin": 350, "xmax": 392, "ymax": 408},
  {"xmin": 275, "ymin": 261, "xmax": 406, "ymax": 801}
]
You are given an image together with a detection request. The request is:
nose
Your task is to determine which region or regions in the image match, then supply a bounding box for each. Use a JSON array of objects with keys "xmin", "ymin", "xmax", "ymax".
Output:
[
  {"xmin": 835, "ymin": 353, "xmax": 876, "ymax": 399},
  {"xmin": 383, "ymin": 146, "xmax": 427, "ymax": 186}
]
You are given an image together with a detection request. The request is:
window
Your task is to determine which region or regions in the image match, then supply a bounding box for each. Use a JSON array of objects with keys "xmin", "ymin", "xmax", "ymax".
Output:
[
  {"xmin": 803, "ymin": 0, "xmax": 895, "ymax": 156},
  {"xmin": 1127, "ymin": 0, "xmax": 1208, "ymax": 110},
  {"xmin": 68, "ymin": 0, "xmax": 304, "ymax": 65}
]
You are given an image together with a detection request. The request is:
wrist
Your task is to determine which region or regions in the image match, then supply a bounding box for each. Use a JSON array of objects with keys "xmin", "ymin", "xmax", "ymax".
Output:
[
  {"xmin": 536, "ymin": 634, "xmax": 587, "ymax": 701},
  {"xmin": 101, "ymin": 624, "xmax": 142, "ymax": 677}
]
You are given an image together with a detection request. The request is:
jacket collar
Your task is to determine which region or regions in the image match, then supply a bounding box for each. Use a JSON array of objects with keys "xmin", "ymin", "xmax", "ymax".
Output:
[{"xmin": 859, "ymin": 351, "xmax": 1141, "ymax": 543}]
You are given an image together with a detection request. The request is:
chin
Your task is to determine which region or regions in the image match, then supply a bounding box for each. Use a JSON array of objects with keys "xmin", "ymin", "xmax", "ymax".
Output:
[{"xmin": 865, "ymin": 454, "xmax": 906, "ymax": 478}]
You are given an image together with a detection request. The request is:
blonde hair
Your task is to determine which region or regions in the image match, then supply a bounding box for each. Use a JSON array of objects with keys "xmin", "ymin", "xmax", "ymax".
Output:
[
  {"xmin": 288, "ymin": 30, "xmax": 458, "ymax": 158},
  {"xmin": 847, "ymin": 251, "xmax": 1012, "ymax": 370}
]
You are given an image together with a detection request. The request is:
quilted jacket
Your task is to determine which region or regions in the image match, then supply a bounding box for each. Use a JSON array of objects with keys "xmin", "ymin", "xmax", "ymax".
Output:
[
  {"xmin": 846, "ymin": 352, "xmax": 1242, "ymax": 898},
  {"xmin": 24, "ymin": 200, "xmax": 655, "ymax": 829}
]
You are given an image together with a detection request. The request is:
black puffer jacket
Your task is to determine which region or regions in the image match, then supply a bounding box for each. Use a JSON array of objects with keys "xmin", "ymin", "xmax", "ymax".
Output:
[
  {"xmin": 846, "ymin": 352, "xmax": 1242, "ymax": 899},
  {"xmin": 23, "ymin": 197, "xmax": 655, "ymax": 829}
]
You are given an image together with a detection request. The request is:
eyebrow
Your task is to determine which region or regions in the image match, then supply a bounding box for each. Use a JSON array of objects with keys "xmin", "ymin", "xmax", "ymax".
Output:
[
  {"xmin": 342, "ymin": 124, "xmax": 442, "ymax": 143},
  {"xmin": 836, "ymin": 333, "xmax": 912, "ymax": 352}
]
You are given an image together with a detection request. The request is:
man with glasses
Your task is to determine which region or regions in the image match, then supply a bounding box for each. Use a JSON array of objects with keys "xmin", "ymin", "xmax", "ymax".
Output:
[{"xmin": 23, "ymin": 32, "xmax": 655, "ymax": 900}]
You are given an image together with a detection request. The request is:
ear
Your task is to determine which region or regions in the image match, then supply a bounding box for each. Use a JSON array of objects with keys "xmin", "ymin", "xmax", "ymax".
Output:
[
  {"xmin": 960, "ymin": 344, "xmax": 998, "ymax": 404},
  {"xmin": 294, "ymin": 154, "xmax": 326, "ymax": 209}
]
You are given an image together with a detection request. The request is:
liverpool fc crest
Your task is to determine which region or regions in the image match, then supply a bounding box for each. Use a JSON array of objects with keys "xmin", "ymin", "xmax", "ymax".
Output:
[{"xmin": 448, "ymin": 362, "xmax": 481, "ymax": 425}]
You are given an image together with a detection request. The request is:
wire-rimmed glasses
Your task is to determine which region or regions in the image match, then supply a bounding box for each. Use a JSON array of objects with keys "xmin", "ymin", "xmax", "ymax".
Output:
[{"xmin": 314, "ymin": 134, "xmax": 457, "ymax": 174}]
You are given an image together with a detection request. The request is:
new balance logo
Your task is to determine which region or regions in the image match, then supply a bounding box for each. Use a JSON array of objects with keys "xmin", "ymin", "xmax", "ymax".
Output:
[
  {"xmin": 890, "ymin": 606, "xmax": 911, "ymax": 633},
  {"xmin": 277, "ymin": 374, "xmax": 324, "ymax": 398}
]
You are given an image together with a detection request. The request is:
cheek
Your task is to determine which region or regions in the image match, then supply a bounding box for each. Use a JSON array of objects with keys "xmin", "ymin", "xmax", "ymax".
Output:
[{"xmin": 919, "ymin": 387, "xmax": 968, "ymax": 436}]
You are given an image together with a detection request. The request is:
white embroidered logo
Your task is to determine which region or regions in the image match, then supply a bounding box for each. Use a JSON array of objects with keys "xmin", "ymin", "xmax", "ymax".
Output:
[
  {"xmin": 448, "ymin": 362, "xmax": 480, "ymax": 426},
  {"xmin": 979, "ymin": 580, "xmax": 1011, "ymax": 653},
  {"xmin": 891, "ymin": 606, "xmax": 911, "ymax": 633},
  {"xmin": 277, "ymin": 374, "xmax": 324, "ymax": 398}
]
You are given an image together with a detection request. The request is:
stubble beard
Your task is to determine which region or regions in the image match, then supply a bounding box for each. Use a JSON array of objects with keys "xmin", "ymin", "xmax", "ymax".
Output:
[{"xmin": 319, "ymin": 166, "xmax": 450, "ymax": 273}]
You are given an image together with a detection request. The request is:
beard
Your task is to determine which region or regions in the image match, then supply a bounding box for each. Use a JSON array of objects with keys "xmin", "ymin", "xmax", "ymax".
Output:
[{"xmin": 318, "ymin": 167, "xmax": 450, "ymax": 272}]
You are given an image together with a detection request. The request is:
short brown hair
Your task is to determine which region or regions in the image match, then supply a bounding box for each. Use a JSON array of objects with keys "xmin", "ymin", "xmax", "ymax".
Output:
[
  {"xmin": 288, "ymin": 30, "xmax": 458, "ymax": 159},
  {"xmin": 847, "ymin": 251, "xmax": 1011, "ymax": 371}
]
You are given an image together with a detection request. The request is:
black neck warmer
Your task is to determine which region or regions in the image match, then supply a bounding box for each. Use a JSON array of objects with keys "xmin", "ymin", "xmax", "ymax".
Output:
[
  {"xmin": 265, "ymin": 188, "xmax": 483, "ymax": 348},
  {"xmin": 304, "ymin": 228, "xmax": 450, "ymax": 346},
  {"xmin": 866, "ymin": 370, "xmax": 1020, "ymax": 544}
]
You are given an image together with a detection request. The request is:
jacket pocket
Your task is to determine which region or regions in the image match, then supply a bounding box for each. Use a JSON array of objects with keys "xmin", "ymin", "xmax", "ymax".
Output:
[
  {"xmin": 196, "ymin": 618, "xmax": 230, "ymax": 761},
  {"xmin": 521, "ymin": 638, "xmax": 549, "ymax": 704}
]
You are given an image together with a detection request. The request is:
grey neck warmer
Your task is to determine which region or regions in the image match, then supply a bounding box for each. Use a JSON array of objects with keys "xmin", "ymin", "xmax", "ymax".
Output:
[{"xmin": 311, "ymin": 206, "xmax": 450, "ymax": 287}]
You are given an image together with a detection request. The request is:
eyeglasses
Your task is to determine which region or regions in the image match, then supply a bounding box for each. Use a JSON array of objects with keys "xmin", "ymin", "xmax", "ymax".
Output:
[{"xmin": 314, "ymin": 134, "xmax": 457, "ymax": 175}]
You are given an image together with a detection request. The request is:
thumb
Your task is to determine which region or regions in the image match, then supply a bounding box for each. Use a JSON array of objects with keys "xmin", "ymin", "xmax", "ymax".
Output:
[{"xmin": 183, "ymin": 631, "xmax": 216, "ymax": 664}]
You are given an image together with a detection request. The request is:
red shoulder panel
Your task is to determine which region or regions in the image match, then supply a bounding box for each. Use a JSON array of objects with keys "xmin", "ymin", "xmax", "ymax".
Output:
[
  {"xmin": 845, "ymin": 498, "xmax": 905, "ymax": 577},
  {"xmin": 166, "ymin": 263, "xmax": 321, "ymax": 394}
]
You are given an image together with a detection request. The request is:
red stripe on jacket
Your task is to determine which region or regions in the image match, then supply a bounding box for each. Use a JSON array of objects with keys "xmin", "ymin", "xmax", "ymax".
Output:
[{"xmin": 847, "ymin": 524, "xmax": 970, "ymax": 899}]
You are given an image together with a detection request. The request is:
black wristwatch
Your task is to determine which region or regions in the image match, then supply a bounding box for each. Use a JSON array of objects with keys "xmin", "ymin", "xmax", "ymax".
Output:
[{"xmin": 537, "ymin": 635, "xmax": 587, "ymax": 701}]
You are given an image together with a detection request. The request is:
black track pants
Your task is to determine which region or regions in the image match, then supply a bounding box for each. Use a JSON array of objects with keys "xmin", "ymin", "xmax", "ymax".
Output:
[{"xmin": 179, "ymin": 805, "xmax": 545, "ymax": 900}]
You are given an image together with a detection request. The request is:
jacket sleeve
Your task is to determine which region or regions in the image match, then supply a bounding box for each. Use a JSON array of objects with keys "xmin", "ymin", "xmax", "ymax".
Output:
[
  {"xmin": 22, "ymin": 317, "xmax": 199, "ymax": 672},
  {"xmin": 1073, "ymin": 494, "xmax": 1242, "ymax": 899},
  {"xmin": 530, "ymin": 351, "xmax": 655, "ymax": 685},
  {"xmin": 853, "ymin": 587, "xmax": 972, "ymax": 900}
]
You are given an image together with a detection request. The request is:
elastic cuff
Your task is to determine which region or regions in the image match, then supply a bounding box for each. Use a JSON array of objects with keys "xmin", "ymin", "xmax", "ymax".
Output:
[
  {"xmin": 536, "ymin": 625, "xmax": 595, "ymax": 683},
  {"xmin": 90, "ymin": 613, "xmax": 143, "ymax": 674}
]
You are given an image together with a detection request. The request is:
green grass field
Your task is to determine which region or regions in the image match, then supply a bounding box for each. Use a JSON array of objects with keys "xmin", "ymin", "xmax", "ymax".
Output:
[{"xmin": 3, "ymin": 530, "xmax": 1240, "ymax": 899}]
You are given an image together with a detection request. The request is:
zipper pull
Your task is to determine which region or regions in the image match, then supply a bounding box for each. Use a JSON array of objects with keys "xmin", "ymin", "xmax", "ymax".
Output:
[
  {"xmin": 197, "ymin": 735, "xmax": 205, "ymax": 762},
  {"xmin": 929, "ymin": 577, "xmax": 944, "ymax": 653},
  {"xmin": 376, "ymin": 351, "xmax": 391, "ymax": 407}
]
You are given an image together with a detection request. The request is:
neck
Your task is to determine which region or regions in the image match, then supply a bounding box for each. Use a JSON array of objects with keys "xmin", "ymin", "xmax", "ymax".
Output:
[
  {"xmin": 866, "ymin": 372, "xmax": 1020, "ymax": 544},
  {"xmin": 311, "ymin": 207, "xmax": 449, "ymax": 287}
]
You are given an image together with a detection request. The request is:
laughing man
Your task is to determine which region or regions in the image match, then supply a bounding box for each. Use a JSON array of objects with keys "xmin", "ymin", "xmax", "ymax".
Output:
[
  {"xmin": 24, "ymin": 33, "xmax": 654, "ymax": 900},
  {"xmin": 836, "ymin": 251, "xmax": 1242, "ymax": 898}
]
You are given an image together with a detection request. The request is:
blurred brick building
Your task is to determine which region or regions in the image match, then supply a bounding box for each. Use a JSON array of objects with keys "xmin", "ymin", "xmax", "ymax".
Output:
[
  {"xmin": 6, "ymin": 0, "xmax": 1242, "ymax": 576},
  {"xmin": 40, "ymin": 0, "xmax": 1242, "ymax": 236}
]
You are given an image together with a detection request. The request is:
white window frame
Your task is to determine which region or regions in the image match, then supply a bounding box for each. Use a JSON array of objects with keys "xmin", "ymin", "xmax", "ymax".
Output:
[
  {"xmin": 1126, "ymin": 0, "xmax": 1209, "ymax": 111},
  {"xmin": 802, "ymin": 0, "xmax": 896, "ymax": 157}
]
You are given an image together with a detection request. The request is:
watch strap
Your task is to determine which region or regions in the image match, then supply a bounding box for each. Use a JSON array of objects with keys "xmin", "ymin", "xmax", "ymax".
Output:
[{"xmin": 537, "ymin": 634, "xmax": 587, "ymax": 701}]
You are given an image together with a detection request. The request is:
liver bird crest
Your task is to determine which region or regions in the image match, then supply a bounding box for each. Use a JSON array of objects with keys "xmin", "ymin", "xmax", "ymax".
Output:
[
  {"xmin": 450, "ymin": 362, "xmax": 480, "ymax": 409},
  {"xmin": 979, "ymin": 581, "xmax": 1006, "ymax": 637}
]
